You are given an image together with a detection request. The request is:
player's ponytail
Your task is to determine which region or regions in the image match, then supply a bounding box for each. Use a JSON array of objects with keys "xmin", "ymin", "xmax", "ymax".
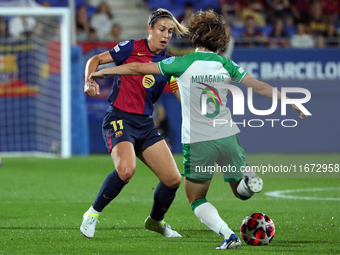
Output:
[{"xmin": 148, "ymin": 8, "xmax": 188, "ymax": 38}]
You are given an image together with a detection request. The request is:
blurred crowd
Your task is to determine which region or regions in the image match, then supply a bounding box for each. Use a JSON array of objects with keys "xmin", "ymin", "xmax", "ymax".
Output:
[
  {"xmin": 172, "ymin": 0, "xmax": 340, "ymax": 48},
  {"xmin": 0, "ymin": 0, "xmax": 339, "ymax": 49},
  {"xmin": 0, "ymin": 0, "xmax": 123, "ymax": 42},
  {"xmin": 75, "ymin": 1, "xmax": 122, "ymax": 41}
]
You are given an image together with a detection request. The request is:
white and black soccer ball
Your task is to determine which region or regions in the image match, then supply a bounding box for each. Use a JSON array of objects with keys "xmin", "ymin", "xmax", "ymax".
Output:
[{"xmin": 240, "ymin": 212, "xmax": 275, "ymax": 246}]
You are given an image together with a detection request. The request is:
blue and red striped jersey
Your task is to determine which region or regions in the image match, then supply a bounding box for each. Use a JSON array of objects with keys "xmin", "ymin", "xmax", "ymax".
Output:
[{"xmin": 108, "ymin": 39, "xmax": 171, "ymax": 115}]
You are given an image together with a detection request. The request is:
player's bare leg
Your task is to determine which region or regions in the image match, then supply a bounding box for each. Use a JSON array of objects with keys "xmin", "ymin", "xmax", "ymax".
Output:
[
  {"xmin": 184, "ymin": 177, "xmax": 241, "ymax": 249},
  {"xmin": 80, "ymin": 142, "xmax": 135, "ymax": 238},
  {"xmin": 140, "ymin": 139, "xmax": 181, "ymax": 187},
  {"xmin": 139, "ymin": 140, "xmax": 182, "ymax": 237}
]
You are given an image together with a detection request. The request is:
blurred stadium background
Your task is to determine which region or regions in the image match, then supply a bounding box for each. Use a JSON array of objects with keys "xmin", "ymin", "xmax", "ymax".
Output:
[{"xmin": 0, "ymin": 0, "xmax": 339, "ymax": 157}]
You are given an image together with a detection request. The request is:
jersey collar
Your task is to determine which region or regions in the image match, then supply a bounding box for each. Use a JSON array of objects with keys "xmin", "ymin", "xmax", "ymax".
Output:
[{"xmin": 143, "ymin": 38, "xmax": 164, "ymax": 56}]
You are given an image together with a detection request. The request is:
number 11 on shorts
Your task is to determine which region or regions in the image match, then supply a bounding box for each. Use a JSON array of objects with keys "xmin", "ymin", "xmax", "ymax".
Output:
[{"xmin": 111, "ymin": 120, "xmax": 123, "ymax": 131}]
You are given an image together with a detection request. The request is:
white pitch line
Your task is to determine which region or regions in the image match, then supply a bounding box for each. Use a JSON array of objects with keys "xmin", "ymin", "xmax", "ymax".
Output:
[{"xmin": 265, "ymin": 187, "xmax": 340, "ymax": 201}]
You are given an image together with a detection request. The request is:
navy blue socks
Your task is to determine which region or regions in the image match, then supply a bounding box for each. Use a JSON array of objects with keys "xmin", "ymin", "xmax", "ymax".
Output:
[
  {"xmin": 92, "ymin": 170, "xmax": 128, "ymax": 212},
  {"xmin": 150, "ymin": 181, "xmax": 179, "ymax": 221},
  {"xmin": 92, "ymin": 171, "xmax": 178, "ymax": 220}
]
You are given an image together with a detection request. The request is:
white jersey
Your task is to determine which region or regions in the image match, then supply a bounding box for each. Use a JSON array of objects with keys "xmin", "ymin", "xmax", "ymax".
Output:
[{"xmin": 158, "ymin": 51, "xmax": 247, "ymax": 144}]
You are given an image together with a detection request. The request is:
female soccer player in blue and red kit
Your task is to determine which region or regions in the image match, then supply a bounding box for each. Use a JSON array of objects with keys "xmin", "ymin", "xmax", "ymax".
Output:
[{"xmin": 81, "ymin": 8, "xmax": 188, "ymax": 239}]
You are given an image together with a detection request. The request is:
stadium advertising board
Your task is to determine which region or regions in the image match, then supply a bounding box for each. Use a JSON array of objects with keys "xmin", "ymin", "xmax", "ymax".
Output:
[{"xmin": 229, "ymin": 48, "xmax": 339, "ymax": 153}]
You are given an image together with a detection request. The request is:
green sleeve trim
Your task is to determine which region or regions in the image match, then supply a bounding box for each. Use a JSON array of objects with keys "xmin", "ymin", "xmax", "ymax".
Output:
[
  {"xmin": 157, "ymin": 62, "xmax": 165, "ymax": 76},
  {"xmin": 191, "ymin": 198, "xmax": 208, "ymax": 212},
  {"xmin": 238, "ymin": 72, "xmax": 247, "ymax": 83}
]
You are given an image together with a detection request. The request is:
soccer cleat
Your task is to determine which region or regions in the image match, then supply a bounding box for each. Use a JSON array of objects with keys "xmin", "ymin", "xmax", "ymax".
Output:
[
  {"xmin": 243, "ymin": 166, "xmax": 263, "ymax": 193},
  {"xmin": 144, "ymin": 216, "xmax": 182, "ymax": 237},
  {"xmin": 80, "ymin": 211, "xmax": 100, "ymax": 239},
  {"xmin": 216, "ymin": 234, "xmax": 242, "ymax": 250}
]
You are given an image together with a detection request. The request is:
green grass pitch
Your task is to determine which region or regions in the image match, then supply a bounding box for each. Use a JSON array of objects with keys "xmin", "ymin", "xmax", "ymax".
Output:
[{"xmin": 1, "ymin": 153, "xmax": 339, "ymax": 255}]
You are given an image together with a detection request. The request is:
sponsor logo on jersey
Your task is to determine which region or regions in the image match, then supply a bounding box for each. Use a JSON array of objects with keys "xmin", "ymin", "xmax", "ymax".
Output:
[
  {"xmin": 142, "ymin": 75, "xmax": 155, "ymax": 88},
  {"xmin": 162, "ymin": 56, "xmax": 175, "ymax": 65},
  {"xmin": 137, "ymin": 52, "xmax": 147, "ymax": 56},
  {"xmin": 197, "ymin": 82, "xmax": 222, "ymax": 119},
  {"xmin": 238, "ymin": 67, "xmax": 245, "ymax": 73},
  {"xmin": 114, "ymin": 45, "xmax": 120, "ymax": 52},
  {"xmin": 118, "ymin": 40, "xmax": 129, "ymax": 46}
]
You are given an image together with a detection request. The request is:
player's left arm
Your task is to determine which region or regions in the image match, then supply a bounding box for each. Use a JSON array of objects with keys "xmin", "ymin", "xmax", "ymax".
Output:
[
  {"xmin": 241, "ymin": 74, "xmax": 307, "ymax": 119},
  {"xmin": 90, "ymin": 62, "xmax": 160, "ymax": 79}
]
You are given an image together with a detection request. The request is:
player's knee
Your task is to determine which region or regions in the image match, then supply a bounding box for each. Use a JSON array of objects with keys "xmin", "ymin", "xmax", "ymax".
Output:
[
  {"xmin": 117, "ymin": 166, "xmax": 136, "ymax": 182},
  {"xmin": 164, "ymin": 175, "xmax": 182, "ymax": 188},
  {"xmin": 173, "ymin": 175, "xmax": 182, "ymax": 187}
]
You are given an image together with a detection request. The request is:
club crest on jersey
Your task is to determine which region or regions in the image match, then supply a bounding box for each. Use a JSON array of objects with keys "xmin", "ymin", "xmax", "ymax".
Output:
[
  {"xmin": 142, "ymin": 75, "xmax": 155, "ymax": 88},
  {"xmin": 162, "ymin": 57, "xmax": 175, "ymax": 65},
  {"xmin": 118, "ymin": 41, "xmax": 129, "ymax": 46},
  {"xmin": 115, "ymin": 131, "xmax": 123, "ymax": 138}
]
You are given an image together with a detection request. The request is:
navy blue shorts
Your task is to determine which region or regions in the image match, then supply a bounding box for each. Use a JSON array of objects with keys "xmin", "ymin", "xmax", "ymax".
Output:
[{"xmin": 102, "ymin": 106, "xmax": 163, "ymax": 154}]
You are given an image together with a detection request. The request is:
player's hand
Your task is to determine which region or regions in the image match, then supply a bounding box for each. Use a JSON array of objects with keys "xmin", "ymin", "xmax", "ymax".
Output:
[
  {"xmin": 90, "ymin": 71, "xmax": 105, "ymax": 80},
  {"xmin": 84, "ymin": 80, "xmax": 100, "ymax": 97},
  {"xmin": 291, "ymin": 104, "xmax": 307, "ymax": 119}
]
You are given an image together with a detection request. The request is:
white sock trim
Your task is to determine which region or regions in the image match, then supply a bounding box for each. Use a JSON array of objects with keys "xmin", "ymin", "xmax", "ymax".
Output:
[
  {"xmin": 237, "ymin": 178, "xmax": 254, "ymax": 198},
  {"xmin": 88, "ymin": 206, "xmax": 101, "ymax": 215},
  {"xmin": 149, "ymin": 216, "xmax": 163, "ymax": 224}
]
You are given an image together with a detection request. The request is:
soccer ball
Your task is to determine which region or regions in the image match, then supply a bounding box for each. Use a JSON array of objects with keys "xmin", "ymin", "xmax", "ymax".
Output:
[{"xmin": 240, "ymin": 212, "xmax": 275, "ymax": 246}]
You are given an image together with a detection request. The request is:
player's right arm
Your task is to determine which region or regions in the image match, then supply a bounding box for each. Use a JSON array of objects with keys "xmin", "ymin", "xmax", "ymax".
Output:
[
  {"xmin": 241, "ymin": 74, "xmax": 307, "ymax": 119},
  {"xmin": 84, "ymin": 51, "xmax": 113, "ymax": 97},
  {"xmin": 226, "ymin": 59, "xmax": 307, "ymax": 120}
]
